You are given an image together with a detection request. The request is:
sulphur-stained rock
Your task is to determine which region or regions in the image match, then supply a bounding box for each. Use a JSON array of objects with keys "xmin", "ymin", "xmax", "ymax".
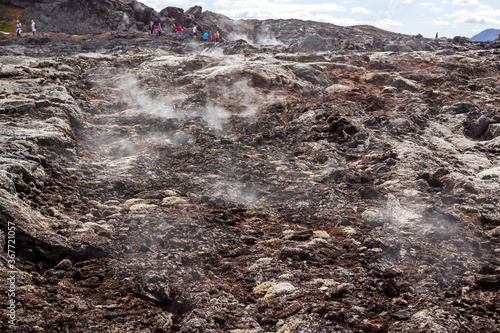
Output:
[
  {"xmin": 486, "ymin": 226, "xmax": 500, "ymax": 238},
  {"xmin": 0, "ymin": 10, "xmax": 499, "ymax": 332},
  {"xmin": 253, "ymin": 281, "xmax": 297, "ymax": 299},
  {"xmin": 162, "ymin": 196, "xmax": 188, "ymax": 206},
  {"xmin": 53, "ymin": 258, "xmax": 73, "ymax": 271},
  {"xmin": 129, "ymin": 203, "xmax": 157, "ymax": 212},
  {"xmin": 362, "ymin": 319, "xmax": 389, "ymax": 333}
]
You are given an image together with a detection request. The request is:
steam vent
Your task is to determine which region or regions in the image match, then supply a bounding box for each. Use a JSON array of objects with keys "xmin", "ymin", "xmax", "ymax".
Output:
[{"xmin": 1, "ymin": 1, "xmax": 499, "ymax": 332}]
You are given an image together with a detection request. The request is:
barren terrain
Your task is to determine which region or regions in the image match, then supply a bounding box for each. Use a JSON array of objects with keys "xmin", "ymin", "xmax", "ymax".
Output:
[{"xmin": 0, "ymin": 29, "xmax": 499, "ymax": 332}]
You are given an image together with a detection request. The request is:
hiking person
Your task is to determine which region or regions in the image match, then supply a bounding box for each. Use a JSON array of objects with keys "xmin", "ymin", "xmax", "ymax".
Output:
[
  {"xmin": 16, "ymin": 20, "xmax": 22, "ymax": 37},
  {"xmin": 216, "ymin": 31, "xmax": 220, "ymax": 42},
  {"xmin": 149, "ymin": 21, "xmax": 154, "ymax": 35},
  {"xmin": 158, "ymin": 23, "xmax": 162, "ymax": 36},
  {"xmin": 31, "ymin": 20, "xmax": 36, "ymax": 36},
  {"xmin": 203, "ymin": 32, "xmax": 208, "ymax": 41},
  {"xmin": 177, "ymin": 25, "xmax": 182, "ymax": 33},
  {"xmin": 193, "ymin": 25, "xmax": 198, "ymax": 39}
]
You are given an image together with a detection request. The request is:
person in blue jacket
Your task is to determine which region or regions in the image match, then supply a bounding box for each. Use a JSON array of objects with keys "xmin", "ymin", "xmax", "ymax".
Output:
[{"xmin": 16, "ymin": 20, "xmax": 22, "ymax": 37}]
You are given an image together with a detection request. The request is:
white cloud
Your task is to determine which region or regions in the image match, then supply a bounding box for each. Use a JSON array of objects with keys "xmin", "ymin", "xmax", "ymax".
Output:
[
  {"xmin": 458, "ymin": 16, "xmax": 500, "ymax": 24},
  {"xmin": 217, "ymin": 0, "xmax": 346, "ymax": 20},
  {"xmin": 432, "ymin": 19, "xmax": 451, "ymax": 25},
  {"xmin": 216, "ymin": 0, "xmax": 231, "ymax": 6},
  {"xmin": 478, "ymin": 4, "xmax": 495, "ymax": 10},
  {"xmin": 351, "ymin": 7, "xmax": 371, "ymax": 15},
  {"xmin": 445, "ymin": 6, "xmax": 500, "ymax": 26},
  {"xmin": 145, "ymin": 0, "xmax": 190, "ymax": 11},
  {"xmin": 452, "ymin": 0, "xmax": 480, "ymax": 5},
  {"xmin": 374, "ymin": 18, "xmax": 404, "ymax": 29},
  {"xmin": 418, "ymin": 2, "xmax": 443, "ymax": 12}
]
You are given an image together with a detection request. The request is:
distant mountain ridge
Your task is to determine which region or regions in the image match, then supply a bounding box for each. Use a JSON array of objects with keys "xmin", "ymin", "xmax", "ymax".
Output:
[{"xmin": 471, "ymin": 28, "xmax": 500, "ymax": 42}]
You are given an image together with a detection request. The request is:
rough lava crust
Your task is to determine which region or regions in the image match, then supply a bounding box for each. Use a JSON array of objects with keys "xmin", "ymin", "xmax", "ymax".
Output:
[{"xmin": 0, "ymin": 6, "xmax": 500, "ymax": 333}]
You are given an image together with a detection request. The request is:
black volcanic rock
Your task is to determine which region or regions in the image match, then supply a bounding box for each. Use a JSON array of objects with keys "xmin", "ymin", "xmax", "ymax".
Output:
[
  {"xmin": 159, "ymin": 6, "xmax": 184, "ymax": 28},
  {"xmin": 1, "ymin": 31, "xmax": 499, "ymax": 331},
  {"xmin": 4, "ymin": 0, "xmax": 157, "ymax": 34},
  {"xmin": 185, "ymin": 5, "xmax": 202, "ymax": 19},
  {"xmin": 1, "ymin": 4, "xmax": 500, "ymax": 332},
  {"xmin": 289, "ymin": 34, "xmax": 340, "ymax": 53}
]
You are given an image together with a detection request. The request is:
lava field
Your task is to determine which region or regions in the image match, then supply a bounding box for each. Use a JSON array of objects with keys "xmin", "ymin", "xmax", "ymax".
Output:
[{"xmin": 0, "ymin": 30, "xmax": 499, "ymax": 332}]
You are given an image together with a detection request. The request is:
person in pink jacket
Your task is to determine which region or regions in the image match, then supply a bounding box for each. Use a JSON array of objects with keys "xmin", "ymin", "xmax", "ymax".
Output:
[{"xmin": 158, "ymin": 23, "xmax": 162, "ymax": 36}]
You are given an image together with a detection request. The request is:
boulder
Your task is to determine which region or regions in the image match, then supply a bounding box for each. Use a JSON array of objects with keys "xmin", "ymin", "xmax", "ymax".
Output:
[{"xmin": 159, "ymin": 7, "xmax": 185, "ymax": 28}]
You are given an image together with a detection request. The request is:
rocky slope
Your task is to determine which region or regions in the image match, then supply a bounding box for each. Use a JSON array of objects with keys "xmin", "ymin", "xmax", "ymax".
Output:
[
  {"xmin": 1, "ymin": 0, "xmax": 159, "ymax": 34},
  {"xmin": 1, "ymin": 24, "xmax": 500, "ymax": 333},
  {"xmin": 3, "ymin": 0, "xmax": 489, "ymax": 53}
]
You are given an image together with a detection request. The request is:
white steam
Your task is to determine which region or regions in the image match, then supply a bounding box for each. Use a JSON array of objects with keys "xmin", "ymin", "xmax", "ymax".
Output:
[
  {"xmin": 132, "ymin": 2, "xmax": 144, "ymax": 14},
  {"xmin": 116, "ymin": 73, "xmax": 160, "ymax": 111},
  {"xmin": 225, "ymin": 21, "xmax": 284, "ymax": 46},
  {"xmin": 113, "ymin": 72, "xmax": 179, "ymax": 119},
  {"xmin": 210, "ymin": 181, "xmax": 260, "ymax": 205},
  {"xmin": 98, "ymin": 67, "xmax": 269, "ymax": 134},
  {"xmin": 115, "ymin": 72, "xmax": 261, "ymax": 126},
  {"xmin": 205, "ymin": 79, "xmax": 260, "ymax": 118},
  {"xmin": 200, "ymin": 105, "xmax": 231, "ymax": 130},
  {"xmin": 255, "ymin": 33, "xmax": 284, "ymax": 46},
  {"xmin": 227, "ymin": 32, "xmax": 284, "ymax": 46},
  {"xmin": 122, "ymin": 13, "xmax": 130, "ymax": 25}
]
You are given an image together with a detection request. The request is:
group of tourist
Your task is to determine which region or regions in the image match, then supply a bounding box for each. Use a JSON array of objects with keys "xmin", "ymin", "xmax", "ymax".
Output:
[
  {"xmin": 14, "ymin": 19, "xmax": 222, "ymax": 42},
  {"xmin": 192, "ymin": 24, "xmax": 220, "ymax": 41},
  {"xmin": 148, "ymin": 21, "xmax": 220, "ymax": 41},
  {"xmin": 15, "ymin": 20, "xmax": 36, "ymax": 37},
  {"xmin": 202, "ymin": 30, "xmax": 220, "ymax": 42}
]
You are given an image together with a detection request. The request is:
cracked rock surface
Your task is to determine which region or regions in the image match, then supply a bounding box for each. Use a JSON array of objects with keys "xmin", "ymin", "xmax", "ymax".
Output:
[{"xmin": 0, "ymin": 31, "xmax": 499, "ymax": 332}]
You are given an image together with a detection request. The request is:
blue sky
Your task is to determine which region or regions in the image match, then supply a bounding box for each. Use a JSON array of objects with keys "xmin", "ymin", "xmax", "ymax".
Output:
[{"xmin": 142, "ymin": 0, "xmax": 500, "ymax": 38}]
